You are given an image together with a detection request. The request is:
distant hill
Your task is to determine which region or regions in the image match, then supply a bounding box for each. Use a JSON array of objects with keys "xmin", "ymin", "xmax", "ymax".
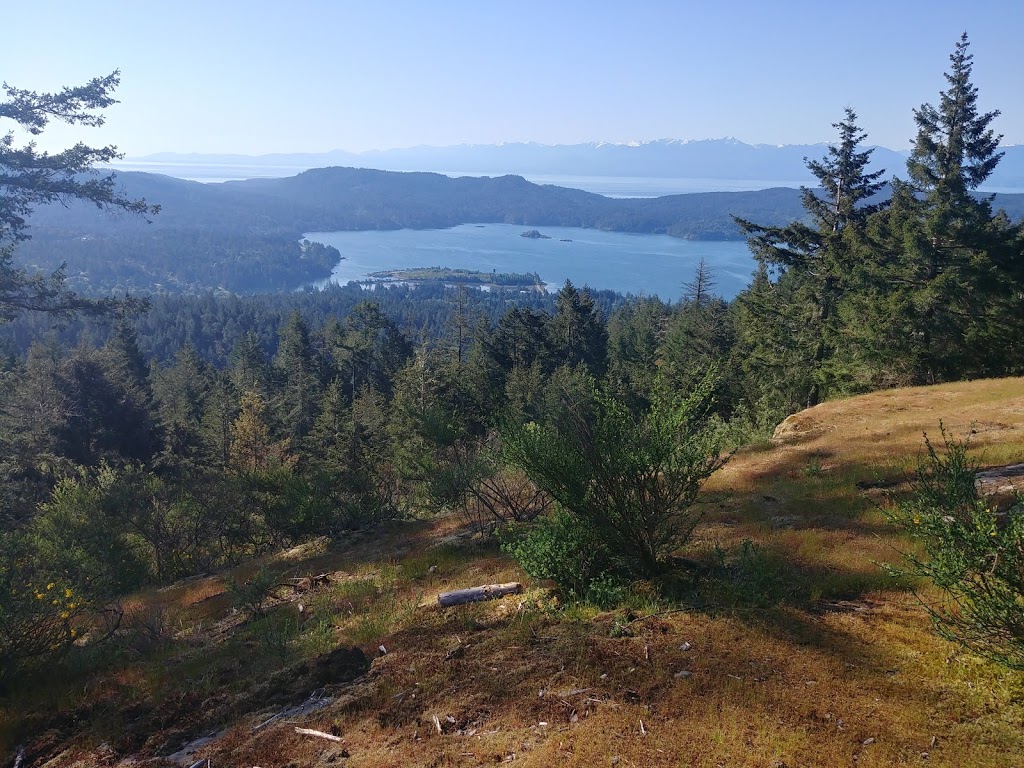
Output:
[
  {"xmin": 17, "ymin": 167, "xmax": 1024, "ymax": 296},
  {"xmin": 126, "ymin": 139, "xmax": 1024, "ymax": 189}
]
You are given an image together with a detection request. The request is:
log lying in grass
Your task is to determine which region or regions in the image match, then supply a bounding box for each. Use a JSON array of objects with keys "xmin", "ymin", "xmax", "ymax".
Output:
[
  {"xmin": 294, "ymin": 727, "xmax": 343, "ymax": 742},
  {"xmin": 438, "ymin": 583, "xmax": 524, "ymax": 607}
]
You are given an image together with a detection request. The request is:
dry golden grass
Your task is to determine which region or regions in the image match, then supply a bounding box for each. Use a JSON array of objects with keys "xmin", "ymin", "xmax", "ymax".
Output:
[{"xmin": 5, "ymin": 377, "xmax": 1024, "ymax": 767}]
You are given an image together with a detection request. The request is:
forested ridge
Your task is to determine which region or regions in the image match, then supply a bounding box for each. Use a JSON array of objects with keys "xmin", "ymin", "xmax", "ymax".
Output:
[{"xmin": 4, "ymin": 38, "xmax": 1024, "ymax": 765}]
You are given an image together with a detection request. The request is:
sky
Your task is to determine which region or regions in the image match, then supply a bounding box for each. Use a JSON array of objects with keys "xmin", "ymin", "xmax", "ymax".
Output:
[{"xmin": 4, "ymin": 0, "xmax": 1023, "ymax": 157}]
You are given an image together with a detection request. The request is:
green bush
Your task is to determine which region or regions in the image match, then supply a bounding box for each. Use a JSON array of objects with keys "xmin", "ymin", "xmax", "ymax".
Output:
[
  {"xmin": 501, "ymin": 376, "xmax": 727, "ymax": 579},
  {"xmin": 499, "ymin": 507, "xmax": 615, "ymax": 602},
  {"xmin": 885, "ymin": 427, "xmax": 1024, "ymax": 668},
  {"xmin": 0, "ymin": 534, "xmax": 88, "ymax": 678}
]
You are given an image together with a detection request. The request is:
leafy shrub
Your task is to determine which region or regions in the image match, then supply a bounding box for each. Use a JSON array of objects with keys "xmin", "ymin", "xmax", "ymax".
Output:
[
  {"xmin": 885, "ymin": 427, "xmax": 1024, "ymax": 668},
  {"xmin": 502, "ymin": 376, "xmax": 727, "ymax": 579},
  {"xmin": 499, "ymin": 507, "xmax": 615, "ymax": 601},
  {"xmin": 32, "ymin": 466, "xmax": 154, "ymax": 595},
  {"xmin": 0, "ymin": 534, "xmax": 89, "ymax": 678}
]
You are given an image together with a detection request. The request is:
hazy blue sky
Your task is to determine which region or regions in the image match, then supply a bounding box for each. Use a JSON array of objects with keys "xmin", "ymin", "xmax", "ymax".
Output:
[{"xmin": 5, "ymin": 0, "xmax": 1023, "ymax": 156}]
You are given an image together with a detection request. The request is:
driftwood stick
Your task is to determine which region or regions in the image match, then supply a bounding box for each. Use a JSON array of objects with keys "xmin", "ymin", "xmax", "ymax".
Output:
[
  {"xmin": 294, "ymin": 727, "xmax": 343, "ymax": 742},
  {"xmin": 437, "ymin": 582, "xmax": 524, "ymax": 607}
]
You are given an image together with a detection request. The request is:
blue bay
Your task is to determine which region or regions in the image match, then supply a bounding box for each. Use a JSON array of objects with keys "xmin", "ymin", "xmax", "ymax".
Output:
[{"xmin": 307, "ymin": 224, "xmax": 756, "ymax": 301}]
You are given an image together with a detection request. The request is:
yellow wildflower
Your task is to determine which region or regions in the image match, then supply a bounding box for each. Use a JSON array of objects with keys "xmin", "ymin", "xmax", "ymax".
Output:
[
  {"xmin": 65, "ymin": 588, "xmax": 73, "ymax": 598},
  {"xmin": 47, "ymin": 582, "xmax": 54, "ymax": 590}
]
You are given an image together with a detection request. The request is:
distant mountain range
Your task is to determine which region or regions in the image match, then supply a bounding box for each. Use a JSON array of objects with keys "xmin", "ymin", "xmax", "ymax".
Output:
[{"xmin": 125, "ymin": 139, "xmax": 1024, "ymax": 189}]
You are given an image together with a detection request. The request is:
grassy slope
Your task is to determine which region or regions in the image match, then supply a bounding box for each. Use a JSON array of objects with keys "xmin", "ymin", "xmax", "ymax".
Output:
[{"xmin": 5, "ymin": 378, "xmax": 1024, "ymax": 767}]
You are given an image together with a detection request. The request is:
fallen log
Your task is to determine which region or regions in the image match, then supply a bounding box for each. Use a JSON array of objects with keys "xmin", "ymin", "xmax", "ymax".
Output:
[
  {"xmin": 294, "ymin": 727, "xmax": 343, "ymax": 742},
  {"xmin": 437, "ymin": 582, "xmax": 523, "ymax": 607}
]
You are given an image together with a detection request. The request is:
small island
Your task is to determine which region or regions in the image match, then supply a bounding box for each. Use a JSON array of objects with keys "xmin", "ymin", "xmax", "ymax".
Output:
[
  {"xmin": 365, "ymin": 266, "xmax": 544, "ymax": 291},
  {"xmin": 520, "ymin": 229, "xmax": 551, "ymax": 239}
]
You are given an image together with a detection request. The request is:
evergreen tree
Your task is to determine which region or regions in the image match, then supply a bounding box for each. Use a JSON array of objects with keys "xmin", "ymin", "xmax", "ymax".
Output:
[
  {"xmin": 151, "ymin": 344, "xmax": 210, "ymax": 467},
  {"xmin": 1, "ymin": 71, "xmax": 156, "ymax": 321},
  {"xmin": 728, "ymin": 265, "xmax": 816, "ymax": 413},
  {"xmin": 485, "ymin": 307, "xmax": 552, "ymax": 375},
  {"xmin": 99, "ymin": 319, "xmax": 160, "ymax": 463},
  {"xmin": 549, "ymin": 281, "xmax": 608, "ymax": 377},
  {"xmin": 229, "ymin": 392, "xmax": 292, "ymax": 474},
  {"xmin": 682, "ymin": 258, "xmax": 717, "ymax": 307},
  {"xmin": 326, "ymin": 302, "xmax": 411, "ymax": 403},
  {"xmin": 606, "ymin": 297, "xmax": 668, "ymax": 400},
  {"xmin": 850, "ymin": 34, "xmax": 1023, "ymax": 382},
  {"xmin": 274, "ymin": 310, "xmax": 323, "ymax": 445},
  {"xmin": 229, "ymin": 332, "xmax": 272, "ymax": 399},
  {"xmin": 199, "ymin": 372, "xmax": 238, "ymax": 471},
  {"xmin": 735, "ymin": 109, "xmax": 887, "ymax": 405}
]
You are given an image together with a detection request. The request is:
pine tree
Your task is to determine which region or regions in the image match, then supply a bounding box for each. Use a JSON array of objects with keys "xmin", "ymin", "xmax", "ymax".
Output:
[
  {"xmin": 151, "ymin": 344, "xmax": 210, "ymax": 467},
  {"xmin": 735, "ymin": 109, "xmax": 887, "ymax": 405},
  {"xmin": 549, "ymin": 280, "xmax": 608, "ymax": 377},
  {"xmin": 274, "ymin": 310, "xmax": 322, "ymax": 445},
  {"xmin": 852, "ymin": 34, "xmax": 1023, "ymax": 382},
  {"xmin": 0, "ymin": 72, "xmax": 156, "ymax": 321}
]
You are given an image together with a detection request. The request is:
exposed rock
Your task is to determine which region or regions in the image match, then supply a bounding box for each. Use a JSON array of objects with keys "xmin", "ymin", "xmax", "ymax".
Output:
[
  {"xmin": 520, "ymin": 229, "xmax": 550, "ymax": 239},
  {"xmin": 975, "ymin": 463, "xmax": 1024, "ymax": 497},
  {"xmin": 771, "ymin": 413, "xmax": 827, "ymax": 444}
]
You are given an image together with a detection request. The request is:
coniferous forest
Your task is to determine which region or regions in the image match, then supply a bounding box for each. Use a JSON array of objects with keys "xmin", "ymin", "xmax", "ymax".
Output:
[{"xmin": 3, "ymin": 33, "xmax": 1024, "ymax": 767}]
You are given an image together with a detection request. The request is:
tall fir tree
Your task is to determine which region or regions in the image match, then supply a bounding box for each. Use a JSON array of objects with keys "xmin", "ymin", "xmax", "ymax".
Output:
[
  {"xmin": 274, "ymin": 310, "xmax": 323, "ymax": 446},
  {"xmin": 549, "ymin": 280, "xmax": 608, "ymax": 377},
  {"xmin": 848, "ymin": 34, "xmax": 1023, "ymax": 382},
  {"xmin": 735, "ymin": 108, "xmax": 887, "ymax": 406}
]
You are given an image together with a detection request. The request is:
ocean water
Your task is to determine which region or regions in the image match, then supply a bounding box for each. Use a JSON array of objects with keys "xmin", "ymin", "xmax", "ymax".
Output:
[{"xmin": 306, "ymin": 223, "xmax": 756, "ymax": 301}]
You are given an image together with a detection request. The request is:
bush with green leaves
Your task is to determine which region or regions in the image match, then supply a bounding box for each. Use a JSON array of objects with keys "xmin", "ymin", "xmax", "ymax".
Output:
[
  {"xmin": 502, "ymin": 375, "xmax": 727, "ymax": 580},
  {"xmin": 0, "ymin": 534, "xmax": 88, "ymax": 678},
  {"xmin": 499, "ymin": 507, "xmax": 617, "ymax": 602},
  {"xmin": 886, "ymin": 428, "xmax": 1024, "ymax": 668}
]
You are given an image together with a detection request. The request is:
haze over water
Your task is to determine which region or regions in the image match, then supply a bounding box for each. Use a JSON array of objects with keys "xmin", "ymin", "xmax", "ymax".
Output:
[
  {"xmin": 110, "ymin": 159, "xmax": 808, "ymax": 197},
  {"xmin": 307, "ymin": 223, "xmax": 756, "ymax": 301}
]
